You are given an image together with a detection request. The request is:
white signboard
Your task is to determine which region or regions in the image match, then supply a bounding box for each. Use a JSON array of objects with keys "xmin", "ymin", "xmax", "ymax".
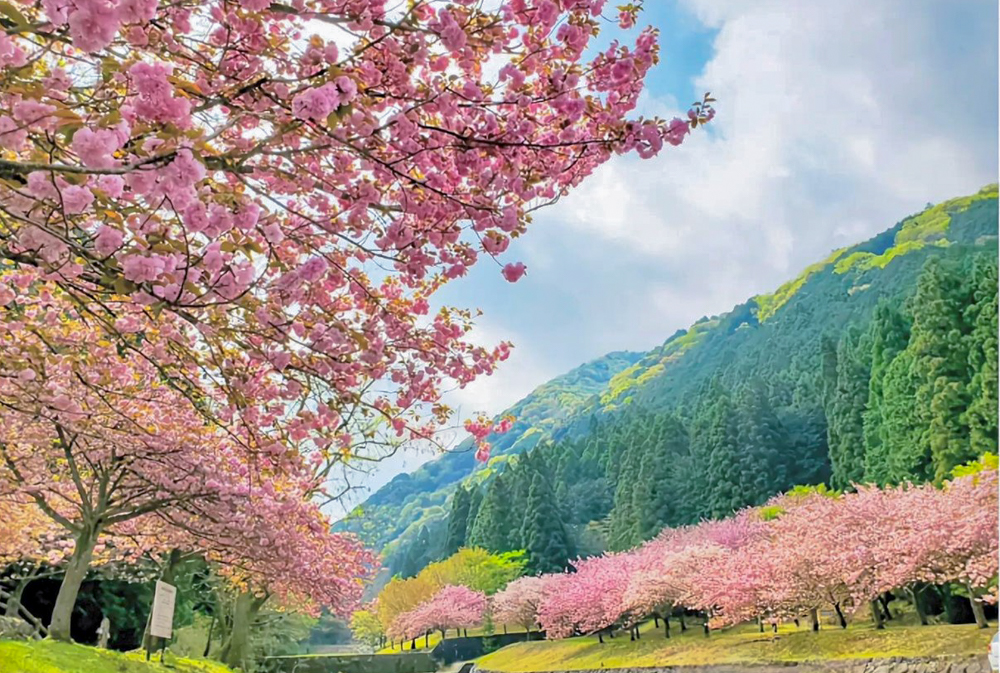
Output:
[{"xmin": 149, "ymin": 581, "xmax": 177, "ymax": 639}]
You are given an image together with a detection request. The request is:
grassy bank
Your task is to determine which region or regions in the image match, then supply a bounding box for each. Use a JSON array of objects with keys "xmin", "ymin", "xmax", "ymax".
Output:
[
  {"xmin": 475, "ymin": 618, "xmax": 993, "ymax": 672},
  {"xmin": 0, "ymin": 640, "xmax": 234, "ymax": 673}
]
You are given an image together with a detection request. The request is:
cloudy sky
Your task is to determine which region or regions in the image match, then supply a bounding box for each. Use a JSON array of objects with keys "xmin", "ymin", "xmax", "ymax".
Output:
[{"xmin": 342, "ymin": 0, "xmax": 998, "ymax": 506}]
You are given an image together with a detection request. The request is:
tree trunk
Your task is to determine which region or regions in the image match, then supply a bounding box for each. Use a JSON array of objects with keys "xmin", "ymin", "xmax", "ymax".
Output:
[
  {"xmin": 410, "ymin": 637, "xmax": 417, "ymax": 650},
  {"xmin": 967, "ymin": 582, "xmax": 989, "ymax": 629},
  {"xmin": 5, "ymin": 572, "xmax": 34, "ymax": 618},
  {"xmin": 908, "ymin": 586, "xmax": 928, "ymax": 626},
  {"xmin": 869, "ymin": 600, "xmax": 884, "ymax": 630},
  {"xmin": 664, "ymin": 615, "xmax": 670, "ymax": 639},
  {"xmin": 203, "ymin": 609, "xmax": 217, "ymax": 657},
  {"xmin": 703, "ymin": 622, "xmax": 710, "ymax": 637},
  {"xmin": 49, "ymin": 526, "xmax": 99, "ymax": 642},
  {"xmin": 757, "ymin": 616, "xmax": 764, "ymax": 633},
  {"xmin": 653, "ymin": 616, "xmax": 659, "ymax": 628},
  {"xmin": 879, "ymin": 593, "xmax": 893, "ymax": 620},
  {"xmin": 833, "ymin": 603, "xmax": 847, "ymax": 629},
  {"xmin": 809, "ymin": 608, "xmax": 819, "ymax": 631},
  {"xmin": 679, "ymin": 613, "xmax": 687, "ymax": 631},
  {"xmin": 634, "ymin": 624, "xmax": 640, "ymax": 640},
  {"xmin": 794, "ymin": 618, "xmax": 800, "ymax": 628},
  {"xmin": 597, "ymin": 631, "xmax": 603, "ymax": 644},
  {"xmin": 424, "ymin": 632, "xmax": 429, "ymax": 648},
  {"xmin": 219, "ymin": 590, "xmax": 266, "ymax": 669}
]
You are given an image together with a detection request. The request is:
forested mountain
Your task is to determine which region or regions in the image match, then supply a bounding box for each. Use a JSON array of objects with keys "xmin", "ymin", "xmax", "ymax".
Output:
[
  {"xmin": 334, "ymin": 350, "xmax": 643, "ymax": 555},
  {"xmin": 342, "ymin": 185, "xmax": 999, "ymax": 578}
]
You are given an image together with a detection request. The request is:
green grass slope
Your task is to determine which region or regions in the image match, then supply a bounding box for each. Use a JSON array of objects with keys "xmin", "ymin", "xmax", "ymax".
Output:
[
  {"xmin": 476, "ymin": 618, "xmax": 993, "ymax": 672},
  {"xmin": 0, "ymin": 640, "xmax": 233, "ymax": 673}
]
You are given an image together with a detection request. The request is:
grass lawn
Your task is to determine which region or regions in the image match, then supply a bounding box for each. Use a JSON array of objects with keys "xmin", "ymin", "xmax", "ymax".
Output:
[
  {"xmin": 0, "ymin": 640, "xmax": 234, "ymax": 673},
  {"xmin": 475, "ymin": 617, "xmax": 995, "ymax": 672}
]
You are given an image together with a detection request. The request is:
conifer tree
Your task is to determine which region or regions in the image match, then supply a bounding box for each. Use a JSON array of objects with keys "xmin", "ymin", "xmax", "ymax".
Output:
[
  {"xmin": 466, "ymin": 488, "xmax": 484, "ymax": 544},
  {"xmin": 444, "ymin": 487, "xmax": 472, "ymax": 557},
  {"xmin": 862, "ymin": 302, "xmax": 911, "ymax": 484},
  {"xmin": 468, "ymin": 474, "xmax": 514, "ymax": 553},
  {"xmin": 881, "ymin": 350, "xmax": 928, "ymax": 482},
  {"xmin": 695, "ymin": 386, "xmax": 742, "ymax": 519},
  {"xmin": 827, "ymin": 330, "xmax": 871, "ymax": 489},
  {"xmin": 520, "ymin": 472, "xmax": 573, "ymax": 574},
  {"xmin": 964, "ymin": 257, "xmax": 998, "ymax": 457},
  {"xmin": 908, "ymin": 258, "xmax": 975, "ymax": 481},
  {"xmin": 630, "ymin": 415, "xmax": 689, "ymax": 542},
  {"xmin": 736, "ymin": 383, "xmax": 796, "ymax": 503}
]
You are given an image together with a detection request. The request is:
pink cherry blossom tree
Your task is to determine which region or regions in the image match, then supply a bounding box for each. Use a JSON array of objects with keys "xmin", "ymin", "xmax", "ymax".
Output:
[
  {"xmin": 390, "ymin": 584, "xmax": 487, "ymax": 644},
  {"xmin": 0, "ymin": 281, "xmax": 374, "ymax": 642},
  {"xmin": 0, "ymin": 0, "xmax": 714, "ymax": 486},
  {"xmin": 538, "ymin": 551, "xmax": 639, "ymax": 642},
  {"xmin": 491, "ymin": 575, "xmax": 548, "ymax": 635}
]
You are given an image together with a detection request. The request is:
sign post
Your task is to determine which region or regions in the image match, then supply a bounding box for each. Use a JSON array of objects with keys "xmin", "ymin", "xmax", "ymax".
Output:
[{"xmin": 146, "ymin": 580, "xmax": 177, "ymax": 661}]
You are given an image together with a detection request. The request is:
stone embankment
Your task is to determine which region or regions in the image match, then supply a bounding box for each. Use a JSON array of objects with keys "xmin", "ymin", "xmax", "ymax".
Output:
[{"xmin": 473, "ymin": 655, "xmax": 992, "ymax": 673}]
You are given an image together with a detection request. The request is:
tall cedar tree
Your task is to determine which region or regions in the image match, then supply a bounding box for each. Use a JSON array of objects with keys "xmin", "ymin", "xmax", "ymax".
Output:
[
  {"xmin": 964, "ymin": 258, "xmax": 999, "ymax": 457},
  {"xmin": 827, "ymin": 330, "xmax": 871, "ymax": 489},
  {"xmin": 520, "ymin": 472, "xmax": 574, "ymax": 574},
  {"xmin": 444, "ymin": 487, "xmax": 472, "ymax": 557},
  {"xmin": 468, "ymin": 474, "xmax": 514, "ymax": 552},
  {"xmin": 862, "ymin": 302, "xmax": 911, "ymax": 484}
]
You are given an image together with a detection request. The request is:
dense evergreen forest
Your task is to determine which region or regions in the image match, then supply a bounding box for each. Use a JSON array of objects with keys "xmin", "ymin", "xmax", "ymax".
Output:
[{"xmin": 343, "ymin": 185, "xmax": 999, "ymax": 580}]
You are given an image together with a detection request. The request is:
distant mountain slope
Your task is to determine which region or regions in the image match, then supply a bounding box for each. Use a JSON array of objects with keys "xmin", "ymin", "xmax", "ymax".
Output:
[
  {"xmin": 342, "ymin": 184, "xmax": 998, "ymax": 564},
  {"xmin": 575, "ymin": 184, "xmax": 998, "ymax": 421},
  {"xmin": 334, "ymin": 350, "xmax": 643, "ymax": 550}
]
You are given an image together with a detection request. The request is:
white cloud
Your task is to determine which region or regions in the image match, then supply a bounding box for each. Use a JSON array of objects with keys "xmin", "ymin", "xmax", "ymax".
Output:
[
  {"xmin": 349, "ymin": 0, "xmax": 997, "ymax": 500},
  {"xmin": 554, "ymin": 0, "xmax": 997, "ymax": 304}
]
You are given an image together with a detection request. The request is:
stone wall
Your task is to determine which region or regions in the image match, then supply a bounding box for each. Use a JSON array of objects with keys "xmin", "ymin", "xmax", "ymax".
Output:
[
  {"xmin": 262, "ymin": 650, "xmax": 437, "ymax": 673},
  {"xmin": 474, "ymin": 655, "xmax": 992, "ymax": 673}
]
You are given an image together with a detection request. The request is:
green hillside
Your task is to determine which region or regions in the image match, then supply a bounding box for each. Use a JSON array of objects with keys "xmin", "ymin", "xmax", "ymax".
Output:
[
  {"xmin": 349, "ymin": 184, "xmax": 999, "ymax": 572},
  {"xmin": 581, "ymin": 184, "xmax": 997, "ymax": 419}
]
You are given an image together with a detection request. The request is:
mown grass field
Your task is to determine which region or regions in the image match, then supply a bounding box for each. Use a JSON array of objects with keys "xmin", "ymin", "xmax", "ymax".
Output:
[
  {"xmin": 475, "ymin": 617, "xmax": 994, "ymax": 672},
  {"xmin": 0, "ymin": 640, "xmax": 233, "ymax": 673}
]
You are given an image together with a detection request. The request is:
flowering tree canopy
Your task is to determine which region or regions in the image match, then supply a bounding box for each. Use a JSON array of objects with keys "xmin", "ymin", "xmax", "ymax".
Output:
[
  {"xmin": 491, "ymin": 575, "xmax": 547, "ymax": 632},
  {"xmin": 0, "ymin": 0, "xmax": 714, "ymax": 479}
]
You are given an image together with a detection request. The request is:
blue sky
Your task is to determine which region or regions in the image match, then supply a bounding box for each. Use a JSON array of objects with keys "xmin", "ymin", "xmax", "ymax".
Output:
[{"xmin": 341, "ymin": 0, "xmax": 999, "ymax": 507}]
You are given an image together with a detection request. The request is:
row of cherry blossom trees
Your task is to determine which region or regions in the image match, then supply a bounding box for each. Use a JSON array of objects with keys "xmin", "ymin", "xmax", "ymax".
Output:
[
  {"xmin": 488, "ymin": 469, "xmax": 998, "ymax": 641},
  {"xmin": 0, "ymin": 0, "xmax": 709, "ymax": 660}
]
